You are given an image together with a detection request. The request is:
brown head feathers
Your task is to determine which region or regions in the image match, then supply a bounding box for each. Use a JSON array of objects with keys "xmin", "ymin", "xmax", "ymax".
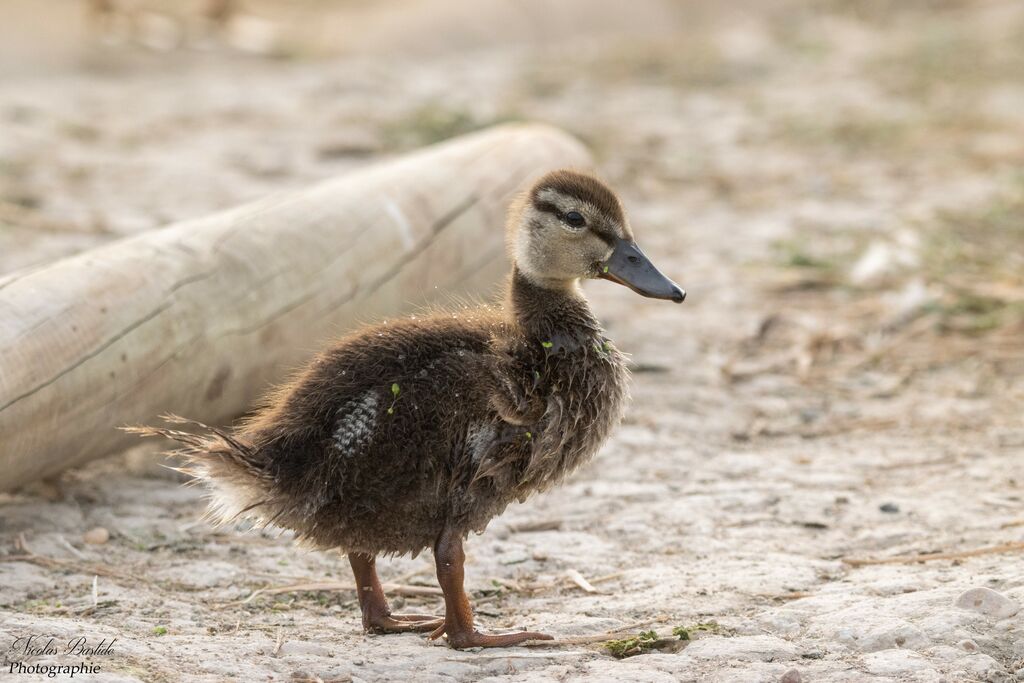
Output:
[{"xmin": 529, "ymin": 169, "xmax": 626, "ymax": 226}]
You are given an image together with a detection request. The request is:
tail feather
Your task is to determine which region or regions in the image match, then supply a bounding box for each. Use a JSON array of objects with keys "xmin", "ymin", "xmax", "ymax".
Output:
[{"xmin": 122, "ymin": 415, "xmax": 272, "ymax": 525}]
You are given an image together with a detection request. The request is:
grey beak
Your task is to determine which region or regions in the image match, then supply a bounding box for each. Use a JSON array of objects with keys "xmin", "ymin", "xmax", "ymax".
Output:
[{"xmin": 598, "ymin": 239, "xmax": 685, "ymax": 303}]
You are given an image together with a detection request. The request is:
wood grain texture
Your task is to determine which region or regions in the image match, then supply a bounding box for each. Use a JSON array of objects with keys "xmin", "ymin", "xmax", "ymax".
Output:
[{"xmin": 0, "ymin": 124, "xmax": 591, "ymax": 491}]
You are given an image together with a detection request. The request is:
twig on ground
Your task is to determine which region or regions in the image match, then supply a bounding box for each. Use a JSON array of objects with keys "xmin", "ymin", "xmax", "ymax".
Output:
[
  {"xmin": 6, "ymin": 554, "xmax": 144, "ymax": 583},
  {"xmin": 447, "ymin": 650, "xmax": 590, "ymax": 660},
  {"xmin": 474, "ymin": 594, "xmax": 501, "ymax": 607},
  {"xmin": 57, "ymin": 535, "xmax": 88, "ymax": 560},
  {"xmin": 490, "ymin": 577, "xmax": 523, "ymax": 592},
  {"xmin": 524, "ymin": 616, "xmax": 669, "ymax": 647},
  {"xmin": 843, "ymin": 314, "xmax": 936, "ymax": 373},
  {"xmin": 218, "ymin": 581, "xmax": 442, "ymax": 609},
  {"xmin": 391, "ymin": 567, "xmax": 431, "ymax": 584},
  {"xmin": 507, "ymin": 520, "xmax": 563, "ymax": 533},
  {"xmin": 757, "ymin": 591, "xmax": 813, "ymax": 601},
  {"xmin": 844, "ymin": 541, "xmax": 1024, "ymax": 566},
  {"xmin": 876, "ymin": 456, "xmax": 956, "ymax": 470},
  {"xmin": 798, "ymin": 416, "xmax": 900, "ymax": 439},
  {"xmin": 517, "ymin": 570, "xmax": 625, "ymax": 595},
  {"xmin": 565, "ymin": 569, "xmax": 599, "ymax": 594},
  {"xmin": 8, "ymin": 534, "xmax": 149, "ymax": 585}
]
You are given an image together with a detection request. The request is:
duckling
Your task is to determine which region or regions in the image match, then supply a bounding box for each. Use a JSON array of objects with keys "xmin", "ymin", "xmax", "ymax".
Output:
[{"xmin": 131, "ymin": 169, "xmax": 684, "ymax": 649}]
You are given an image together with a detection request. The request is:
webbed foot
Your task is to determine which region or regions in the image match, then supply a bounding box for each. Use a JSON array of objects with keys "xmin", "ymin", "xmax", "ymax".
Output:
[
  {"xmin": 349, "ymin": 553, "xmax": 443, "ymax": 635},
  {"xmin": 365, "ymin": 612, "xmax": 444, "ymax": 634},
  {"xmin": 428, "ymin": 622, "xmax": 552, "ymax": 648}
]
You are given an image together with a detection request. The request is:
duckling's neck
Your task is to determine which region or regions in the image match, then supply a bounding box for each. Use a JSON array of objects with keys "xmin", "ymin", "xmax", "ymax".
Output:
[{"xmin": 508, "ymin": 267, "xmax": 602, "ymax": 341}]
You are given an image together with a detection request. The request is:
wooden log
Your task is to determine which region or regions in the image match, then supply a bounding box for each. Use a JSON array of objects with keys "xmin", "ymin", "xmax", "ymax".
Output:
[{"xmin": 0, "ymin": 124, "xmax": 591, "ymax": 491}]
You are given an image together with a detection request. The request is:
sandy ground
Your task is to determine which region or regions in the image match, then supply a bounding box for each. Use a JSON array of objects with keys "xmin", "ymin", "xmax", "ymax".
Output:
[{"xmin": 2, "ymin": 1, "xmax": 1024, "ymax": 681}]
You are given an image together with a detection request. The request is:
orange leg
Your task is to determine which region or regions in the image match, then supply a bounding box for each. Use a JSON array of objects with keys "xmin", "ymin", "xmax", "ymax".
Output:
[
  {"xmin": 428, "ymin": 525, "xmax": 552, "ymax": 649},
  {"xmin": 348, "ymin": 553, "xmax": 442, "ymax": 633}
]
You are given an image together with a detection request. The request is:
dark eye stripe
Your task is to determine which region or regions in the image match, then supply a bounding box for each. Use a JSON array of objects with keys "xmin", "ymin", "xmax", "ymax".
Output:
[
  {"xmin": 533, "ymin": 200, "xmax": 562, "ymax": 217},
  {"xmin": 534, "ymin": 199, "xmax": 616, "ymax": 244}
]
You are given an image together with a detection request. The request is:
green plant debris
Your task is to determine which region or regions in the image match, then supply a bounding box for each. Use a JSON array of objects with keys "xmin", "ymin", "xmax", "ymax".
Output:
[
  {"xmin": 541, "ymin": 341, "xmax": 553, "ymax": 349},
  {"xmin": 605, "ymin": 622, "xmax": 732, "ymax": 658},
  {"xmin": 673, "ymin": 621, "xmax": 731, "ymax": 640},
  {"xmin": 152, "ymin": 626, "xmax": 168, "ymax": 636},
  {"xmin": 388, "ymin": 382, "xmax": 401, "ymax": 414},
  {"xmin": 605, "ymin": 630, "xmax": 660, "ymax": 658}
]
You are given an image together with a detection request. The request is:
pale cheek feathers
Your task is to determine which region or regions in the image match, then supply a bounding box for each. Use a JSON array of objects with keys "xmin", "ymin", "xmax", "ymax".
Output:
[{"xmin": 515, "ymin": 209, "xmax": 613, "ymax": 280}]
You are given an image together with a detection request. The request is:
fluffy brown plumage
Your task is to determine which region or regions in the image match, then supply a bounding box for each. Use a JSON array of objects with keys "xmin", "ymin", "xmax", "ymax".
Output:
[{"xmin": 131, "ymin": 168, "xmax": 684, "ymax": 649}]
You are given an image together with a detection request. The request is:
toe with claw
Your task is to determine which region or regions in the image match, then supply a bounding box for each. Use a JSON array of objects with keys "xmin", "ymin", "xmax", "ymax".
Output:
[{"xmin": 428, "ymin": 621, "xmax": 552, "ymax": 649}]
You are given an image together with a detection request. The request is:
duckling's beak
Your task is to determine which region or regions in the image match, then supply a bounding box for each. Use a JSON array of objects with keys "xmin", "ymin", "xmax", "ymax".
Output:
[{"xmin": 598, "ymin": 239, "xmax": 686, "ymax": 303}]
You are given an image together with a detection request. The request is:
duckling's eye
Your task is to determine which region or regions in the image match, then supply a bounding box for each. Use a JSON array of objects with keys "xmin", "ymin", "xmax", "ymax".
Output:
[{"xmin": 563, "ymin": 211, "xmax": 586, "ymax": 228}]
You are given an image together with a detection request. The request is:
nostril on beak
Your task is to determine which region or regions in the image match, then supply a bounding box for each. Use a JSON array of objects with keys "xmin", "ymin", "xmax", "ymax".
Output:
[{"xmin": 627, "ymin": 256, "xmax": 639, "ymax": 264}]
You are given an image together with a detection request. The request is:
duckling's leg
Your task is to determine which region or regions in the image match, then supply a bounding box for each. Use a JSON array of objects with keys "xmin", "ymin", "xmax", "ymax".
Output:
[
  {"xmin": 429, "ymin": 525, "xmax": 553, "ymax": 649},
  {"xmin": 348, "ymin": 553, "xmax": 443, "ymax": 634}
]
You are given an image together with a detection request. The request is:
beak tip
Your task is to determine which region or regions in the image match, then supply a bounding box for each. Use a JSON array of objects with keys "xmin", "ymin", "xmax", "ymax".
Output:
[{"xmin": 671, "ymin": 288, "xmax": 686, "ymax": 304}]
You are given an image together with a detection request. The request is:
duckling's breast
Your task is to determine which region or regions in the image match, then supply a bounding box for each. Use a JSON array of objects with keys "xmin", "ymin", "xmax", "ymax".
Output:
[
  {"xmin": 527, "ymin": 343, "xmax": 629, "ymax": 489},
  {"xmin": 453, "ymin": 339, "xmax": 629, "ymax": 532}
]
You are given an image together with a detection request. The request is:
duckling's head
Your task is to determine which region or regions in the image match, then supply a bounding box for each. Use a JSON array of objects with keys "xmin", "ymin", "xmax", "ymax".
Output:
[{"xmin": 510, "ymin": 169, "xmax": 685, "ymax": 303}]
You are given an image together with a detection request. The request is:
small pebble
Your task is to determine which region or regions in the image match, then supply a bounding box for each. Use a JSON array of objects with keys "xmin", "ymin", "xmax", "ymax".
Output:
[
  {"xmin": 780, "ymin": 668, "xmax": 802, "ymax": 683},
  {"xmin": 879, "ymin": 503, "xmax": 900, "ymax": 513},
  {"xmin": 83, "ymin": 527, "xmax": 110, "ymax": 545},
  {"xmin": 959, "ymin": 639, "xmax": 978, "ymax": 652},
  {"xmin": 955, "ymin": 587, "xmax": 1020, "ymax": 619}
]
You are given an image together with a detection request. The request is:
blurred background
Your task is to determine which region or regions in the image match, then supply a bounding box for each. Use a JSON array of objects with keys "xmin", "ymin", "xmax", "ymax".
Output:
[
  {"xmin": 1, "ymin": 2, "xmax": 1023, "ymax": 680},
  {"xmin": 2, "ymin": 0, "xmax": 1022, "ymax": 363}
]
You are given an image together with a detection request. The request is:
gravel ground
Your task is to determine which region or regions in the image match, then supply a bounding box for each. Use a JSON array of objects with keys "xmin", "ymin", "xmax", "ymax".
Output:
[{"xmin": 2, "ymin": 1, "xmax": 1023, "ymax": 681}]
